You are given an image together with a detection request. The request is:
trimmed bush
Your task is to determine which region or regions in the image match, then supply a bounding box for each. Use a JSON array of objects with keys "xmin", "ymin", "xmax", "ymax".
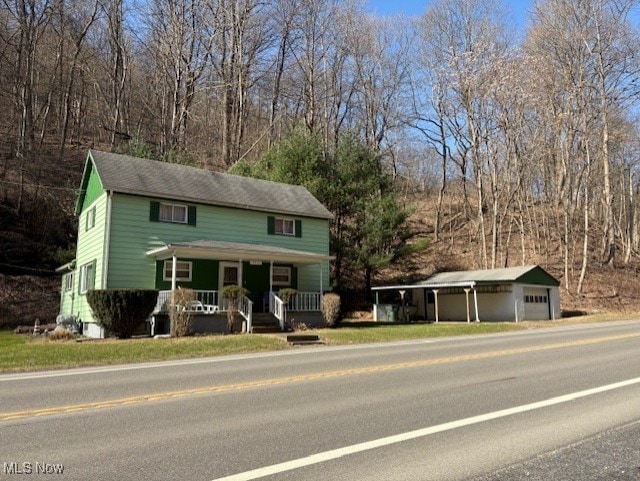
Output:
[
  {"xmin": 221, "ymin": 285, "xmax": 249, "ymax": 333},
  {"xmin": 47, "ymin": 329, "xmax": 76, "ymax": 342},
  {"xmin": 322, "ymin": 293, "xmax": 341, "ymax": 327},
  {"xmin": 278, "ymin": 288, "xmax": 298, "ymax": 330},
  {"xmin": 168, "ymin": 288, "xmax": 196, "ymax": 337},
  {"xmin": 87, "ymin": 289, "xmax": 158, "ymax": 339}
]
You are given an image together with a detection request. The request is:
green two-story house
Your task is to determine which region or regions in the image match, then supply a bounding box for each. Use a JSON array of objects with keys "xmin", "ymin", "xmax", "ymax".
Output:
[{"xmin": 58, "ymin": 150, "xmax": 333, "ymax": 337}]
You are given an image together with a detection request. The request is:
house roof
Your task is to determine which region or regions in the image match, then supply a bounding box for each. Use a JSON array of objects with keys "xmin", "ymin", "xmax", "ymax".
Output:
[
  {"xmin": 147, "ymin": 240, "xmax": 334, "ymax": 265},
  {"xmin": 85, "ymin": 150, "xmax": 333, "ymax": 220},
  {"xmin": 372, "ymin": 265, "xmax": 560, "ymax": 291}
]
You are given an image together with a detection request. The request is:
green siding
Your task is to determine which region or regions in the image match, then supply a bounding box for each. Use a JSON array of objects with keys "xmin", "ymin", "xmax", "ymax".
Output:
[
  {"xmin": 155, "ymin": 259, "xmax": 219, "ymax": 290},
  {"xmin": 60, "ymin": 192, "xmax": 109, "ymax": 325},
  {"xmin": 516, "ymin": 266, "xmax": 560, "ymax": 287},
  {"xmin": 81, "ymin": 164, "xmax": 105, "ymax": 213},
  {"xmin": 242, "ymin": 262, "xmax": 297, "ymax": 311},
  {"xmin": 59, "ymin": 271, "xmax": 76, "ymax": 317},
  {"xmin": 107, "ymin": 194, "xmax": 330, "ymax": 293}
]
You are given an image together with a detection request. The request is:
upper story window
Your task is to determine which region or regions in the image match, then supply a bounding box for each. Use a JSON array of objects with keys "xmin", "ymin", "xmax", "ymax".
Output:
[
  {"xmin": 268, "ymin": 216, "xmax": 301, "ymax": 238},
  {"xmin": 150, "ymin": 201, "xmax": 196, "ymax": 226},
  {"xmin": 64, "ymin": 272, "xmax": 74, "ymax": 291},
  {"xmin": 160, "ymin": 203, "xmax": 187, "ymax": 224},
  {"xmin": 85, "ymin": 206, "xmax": 96, "ymax": 231},
  {"xmin": 275, "ymin": 218, "xmax": 295, "ymax": 236}
]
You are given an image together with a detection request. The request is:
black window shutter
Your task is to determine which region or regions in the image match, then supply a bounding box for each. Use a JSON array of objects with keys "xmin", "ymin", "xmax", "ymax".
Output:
[
  {"xmin": 295, "ymin": 220, "xmax": 302, "ymax": 238},
  {"xmin": 150, "ymin": 201, "xmax": 160, "ymax": 222},
  {"xmin": 188, "ymin": 205, "xmax": 197, "ymax": 226},
  {"xmin": 267, "ymin": 216, "xmax": 275, "ymax": 235}
]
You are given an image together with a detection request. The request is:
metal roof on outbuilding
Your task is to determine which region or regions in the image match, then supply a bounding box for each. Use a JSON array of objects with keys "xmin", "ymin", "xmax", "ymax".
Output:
[
  {"xmin": 84, "ymin": 150, "xmax": 333, "ymax": 220},
  {"xmin": 418, "ymin": 265, "xmax": 560, "ymax": 287},
  {"xmin": 373, "ymin": 265, "xmax": 559, "ymax": 291}
]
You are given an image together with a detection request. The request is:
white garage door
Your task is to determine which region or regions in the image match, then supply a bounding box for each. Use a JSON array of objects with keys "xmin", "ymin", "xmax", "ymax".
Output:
[{"xmin": 523, "ymin": 287, "xmax": 550, "ymax": 320}]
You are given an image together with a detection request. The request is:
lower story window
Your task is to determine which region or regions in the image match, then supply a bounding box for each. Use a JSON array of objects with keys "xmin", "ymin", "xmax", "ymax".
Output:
[
  {"xmin": 272, "ymin": 266, "xmax": 291, "ymax": 286},
  {"xmin": 164, "ymin": 260, "xmax": 192, "ymax": 282},
  {"xmin": 64, "ymin": 272, "xmax": 74, "ymax": 291},
  {"xmin": 79, "ymin": 262, "xmax": 94, "ymax": 294}
]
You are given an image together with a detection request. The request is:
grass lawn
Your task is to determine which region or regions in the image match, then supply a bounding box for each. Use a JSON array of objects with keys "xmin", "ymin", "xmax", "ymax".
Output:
[
  {"xmin": 0, "ymin": 331, "xmax": 287, "ymax": 373},
  {"xmin": 1, "ymin": 312, "xmax": 637, "ymax": 373}
]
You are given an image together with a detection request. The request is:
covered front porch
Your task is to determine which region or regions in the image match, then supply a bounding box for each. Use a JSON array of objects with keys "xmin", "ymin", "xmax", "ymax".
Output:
[{"xmin": 147, "ymin": 240, "xmax": 333, "ymax": 333}]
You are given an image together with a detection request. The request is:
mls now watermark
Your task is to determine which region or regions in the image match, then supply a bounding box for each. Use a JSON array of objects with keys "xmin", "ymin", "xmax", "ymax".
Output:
[{"xmin": 3, "ymin": 462, "xmax": 65, "ymax": 475}]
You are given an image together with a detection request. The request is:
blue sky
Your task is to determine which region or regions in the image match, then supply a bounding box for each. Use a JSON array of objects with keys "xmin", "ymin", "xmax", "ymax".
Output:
[{"xmin": 366, "ymin": 0, "xmax": 533, "ymax": 29}]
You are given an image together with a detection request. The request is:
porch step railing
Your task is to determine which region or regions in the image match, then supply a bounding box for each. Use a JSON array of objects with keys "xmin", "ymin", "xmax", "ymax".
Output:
[
  {"xmin": 270, "ymin": 292, "xmax": 285, "ymax": 330},
  {"xmin": 238, "ymin": 296, "xmax": 253, "ymax": 333}
]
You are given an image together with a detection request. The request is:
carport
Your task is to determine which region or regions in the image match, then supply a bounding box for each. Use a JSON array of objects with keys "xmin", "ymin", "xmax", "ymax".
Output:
[{"xmin": 372, "ymin": 265, "xmax": 561, "ymax": 323}]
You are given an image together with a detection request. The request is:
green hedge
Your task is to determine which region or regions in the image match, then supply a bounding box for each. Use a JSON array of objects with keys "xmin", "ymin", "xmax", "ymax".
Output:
[{"xmin": 87, "ymin": 289, "xmax": 158, "ymax": 339}]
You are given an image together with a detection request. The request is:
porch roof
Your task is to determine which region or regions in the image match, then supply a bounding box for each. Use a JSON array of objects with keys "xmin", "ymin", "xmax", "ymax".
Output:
[{"xmin": 146, "ymin": 240, "xmax": 333, "ymax": 265}]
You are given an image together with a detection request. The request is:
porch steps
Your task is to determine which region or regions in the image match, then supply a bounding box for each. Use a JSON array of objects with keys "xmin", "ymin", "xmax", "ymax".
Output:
[
  {"xmin": 286, "ymin": 334, "xmax": 322, "ymax": 345},
  {"xmin": 251, "ymin": 313, "xmax": 281, "ymax": 334}
]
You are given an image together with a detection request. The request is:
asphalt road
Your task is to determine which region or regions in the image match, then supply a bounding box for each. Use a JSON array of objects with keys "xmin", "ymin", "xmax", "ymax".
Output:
[{"xmin": 2, "ymin": 321, "xmax": 640, "ymax": 480}]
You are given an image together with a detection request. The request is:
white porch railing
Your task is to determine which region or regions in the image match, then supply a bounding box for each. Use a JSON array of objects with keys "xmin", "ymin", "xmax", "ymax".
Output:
[
  {"xmin": 156, "ymin": 290, "xmax": 253, "ymax": 332},
  {"xmin": 269, "ymin": 291, "xmax": 321, "ymax": 330},
  {"xmin": 286, "ymin": 292, "xmax": 322, "ymax": 312},
  {"xmin": 155, "ymin": 290, "xmax": 219, "ymax": 314}
]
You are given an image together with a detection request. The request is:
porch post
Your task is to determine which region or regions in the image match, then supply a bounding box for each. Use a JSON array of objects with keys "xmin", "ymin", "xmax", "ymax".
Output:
[
  {"xmin": 171, "ymin": 255, "xmax": 177, "ymax": 291},
  {"xmin": 319, "ymin": 263, "xmax": 323, "ymax": 311},
  {"xmin": 473, "ymin": 286, "xmax": 480, "ymax": 322},
  {"xmin": 238, "ymin": 259, "xmax": 243, "ymax": 287},
  {"xmin": 269, "ymin": 260, "xmax": 273, "ymax": 312}
]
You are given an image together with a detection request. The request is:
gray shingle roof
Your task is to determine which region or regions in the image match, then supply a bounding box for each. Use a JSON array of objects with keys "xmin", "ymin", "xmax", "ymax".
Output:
[{"xmin": 88, "ymin": 150, "xmax": 333, "ymax": 219}]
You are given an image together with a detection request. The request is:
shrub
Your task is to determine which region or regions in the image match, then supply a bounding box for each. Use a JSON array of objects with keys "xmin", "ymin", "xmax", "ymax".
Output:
[
  {"xmin": 47, "ymin": 329, "xmax": 76, "ymax": 342},
  {"xmin": 87, "ymin": 289, "xmax": 158, "ymax": 339},
  {"xmin": 322, "ymin": 293, "xmax": 341, "ymax": 327},
  {"xmin": 278, "ymin": 288, "xmax": 298, "ymax": 304},
  {"xmin": 278, "ymin": 288, "xmax": 298, "ymax": 330},
  {"xmin": 168, "ymin": 288, "xmax": 196, "ymax": 337},
  {"xmin": 221, "ymin": 285, "xmax": 249, "ymax": 333},
  {"xmin": 292, "ymin": 321, "xmax": 309, "ymax": 331}
]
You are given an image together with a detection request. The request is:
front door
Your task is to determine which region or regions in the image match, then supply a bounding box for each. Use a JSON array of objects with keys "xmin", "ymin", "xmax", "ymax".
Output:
[{"xmin": 219, "ymin": 262, "xmax": 241, "ymax": 289}]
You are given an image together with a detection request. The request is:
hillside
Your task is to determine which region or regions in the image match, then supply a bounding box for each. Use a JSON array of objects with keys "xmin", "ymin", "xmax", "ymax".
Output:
[{"xmin": 2, "ymin": 168, "xmax": 640, "ymax": 329}]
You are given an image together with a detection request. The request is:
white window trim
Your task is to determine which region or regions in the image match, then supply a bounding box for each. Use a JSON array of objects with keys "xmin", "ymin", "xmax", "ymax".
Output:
[
  {"xmin": 64, "ymin": 272, "xmax": 74, "ymax": 291},
  {"xmin": 163, "ymin": 260, "xmax": 192, "ymax": 282},
  {"xmin": 86, "ymin": 207, "xmax": 95, "ymax": 230},
  {"xmin": 275, "ymin": 217, "xmax": 295, "ymax": 236},
  {"xmin": 159, "ymin": 203, "xmax": 188, "ymax": 224},
  {"xmin": 79, "ymin": 263, "xmax": 93, "ymax": 294},
  {"xmin": 272, "ymin": 266, "xmax": 292, "ymax": 286}
]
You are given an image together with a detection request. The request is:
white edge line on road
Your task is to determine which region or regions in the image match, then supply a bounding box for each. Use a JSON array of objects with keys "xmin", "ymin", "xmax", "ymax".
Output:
[{"xmin": 211, "ymin": 376, "xmax": 640, "ymax": 481}]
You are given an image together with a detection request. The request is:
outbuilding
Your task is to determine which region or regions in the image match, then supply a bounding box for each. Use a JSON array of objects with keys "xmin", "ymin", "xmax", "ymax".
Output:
[{"xmin": 372, "ymin": 265, "xmax": 561, "ymax": 323}]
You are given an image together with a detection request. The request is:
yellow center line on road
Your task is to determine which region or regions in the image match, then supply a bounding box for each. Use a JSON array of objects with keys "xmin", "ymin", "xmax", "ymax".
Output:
[{"xmin": 2, "ymin": 332, "xmax": 639, "ymax": 422}]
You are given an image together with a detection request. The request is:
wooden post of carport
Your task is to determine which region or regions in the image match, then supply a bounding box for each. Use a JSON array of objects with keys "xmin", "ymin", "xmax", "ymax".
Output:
[
  {"xmin": 473, "ymin": 286, "xmax": 480, "ymax": 322},
  {"xmin": 463, "ymin": 288, "xmax": 471, "ymax": 323},
  {"xmin": 433, "ymin": 289, "xmax": 439, "ymax": 323}
]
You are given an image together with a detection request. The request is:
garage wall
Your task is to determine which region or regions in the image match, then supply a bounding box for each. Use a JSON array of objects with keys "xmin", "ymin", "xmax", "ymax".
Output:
[{"xmin": 434, "ymin": 291, "xmax": 516, "ymax": 322}]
